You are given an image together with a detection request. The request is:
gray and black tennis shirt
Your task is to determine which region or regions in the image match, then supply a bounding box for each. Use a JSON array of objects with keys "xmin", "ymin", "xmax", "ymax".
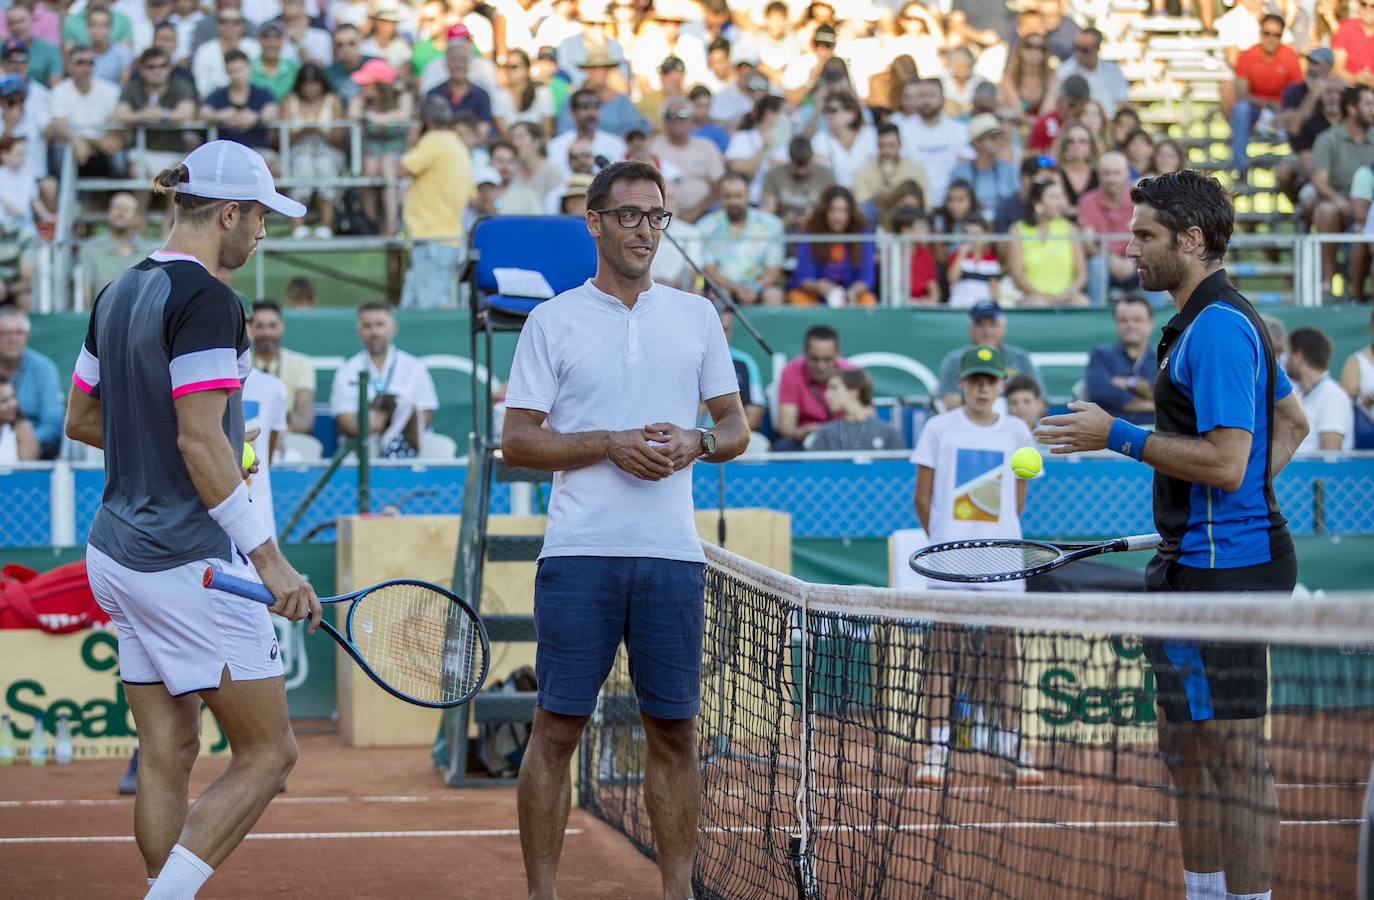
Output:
[{"xmin": 73, "ymin": 251, "xmax": 250, "ymax": 573}]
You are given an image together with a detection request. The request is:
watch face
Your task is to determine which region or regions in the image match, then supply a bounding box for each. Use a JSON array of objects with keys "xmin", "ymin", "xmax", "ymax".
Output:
[{"xmin": 701, "ymin": 430, "xmax": 717, "ymax": 454}]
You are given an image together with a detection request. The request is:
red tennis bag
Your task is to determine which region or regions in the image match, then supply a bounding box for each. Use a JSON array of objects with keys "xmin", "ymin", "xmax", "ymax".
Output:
[{"xmin": 0, "ymin": 561, "xmax": 110, "ymax": 633}]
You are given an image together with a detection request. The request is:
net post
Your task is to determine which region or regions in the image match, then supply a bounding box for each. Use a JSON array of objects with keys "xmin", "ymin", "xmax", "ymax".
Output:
[{"xmin": 356, "ymin": 370, "xmax": 370, "ymax": 515}]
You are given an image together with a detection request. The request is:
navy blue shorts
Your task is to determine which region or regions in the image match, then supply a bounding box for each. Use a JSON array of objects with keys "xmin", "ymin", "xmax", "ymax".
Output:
[{"xmin": 532, "ymin": 556, "xmax": 706, "ymax": 720}]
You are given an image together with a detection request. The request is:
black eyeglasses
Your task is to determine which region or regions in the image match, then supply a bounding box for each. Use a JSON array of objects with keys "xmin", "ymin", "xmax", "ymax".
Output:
[
  {"xmin": 573, "ymin": 101, "xmax": 601, "ymax": 110},
  {"xmin": 594, "ymin": 207, "xmax": 673, "ymax": 230},
  {"xmin": 1024, "ymin": 42, "xmax": 1046, "ymax": 50}
]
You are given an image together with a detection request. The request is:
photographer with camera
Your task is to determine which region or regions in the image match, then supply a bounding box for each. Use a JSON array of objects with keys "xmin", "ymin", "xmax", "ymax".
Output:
[{"xmin": 329, "ymin": 299, "xmax": 439, "ymax": 459}]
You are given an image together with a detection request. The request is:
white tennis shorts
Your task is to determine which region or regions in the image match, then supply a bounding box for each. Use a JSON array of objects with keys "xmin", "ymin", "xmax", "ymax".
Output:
[{"xmin": 87, "ymin": 544, "xmax": 284, "ymax": 697}]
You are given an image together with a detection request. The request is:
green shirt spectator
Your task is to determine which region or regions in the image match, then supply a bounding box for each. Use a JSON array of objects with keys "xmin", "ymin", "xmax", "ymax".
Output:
[
  {"xmin": 23, "ymin": 37, "xmax": 60, "ymax": 86},
  {"xmin": 252, "ymin": 56, "xmax": 298, "ymax": 101},
  {"xmin": 62, "ymin": 8, "xmax": 134, "ymax": 49}
]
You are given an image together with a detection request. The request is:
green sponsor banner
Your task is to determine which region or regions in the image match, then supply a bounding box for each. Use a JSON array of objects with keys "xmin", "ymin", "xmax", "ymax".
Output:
[
  {"xmin": 0, "ymin": 544, "xmax": 339, "ymax": 723},
  {"xmin": 32, "ymin": 305, "xmax": 1374, "ymax": 444}
]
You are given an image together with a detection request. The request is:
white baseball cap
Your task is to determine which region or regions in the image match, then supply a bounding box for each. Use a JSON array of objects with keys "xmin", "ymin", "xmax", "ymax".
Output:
[{"xmin": 175, "ymin": 140, "xmax": 306, "ymax": 218}]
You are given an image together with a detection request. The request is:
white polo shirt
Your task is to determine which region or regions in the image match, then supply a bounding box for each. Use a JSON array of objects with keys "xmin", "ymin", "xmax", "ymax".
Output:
[
  {"xmin": 1297, "ymin": 374, "xmax": 1354, "ymax": 453},
  {"xmin": 505, "ymin": 279, "xmax": 739, "ymax": 562},
  {"xmin": 329, "ymin": 345, "xmax": 438, "ymax": 418}
]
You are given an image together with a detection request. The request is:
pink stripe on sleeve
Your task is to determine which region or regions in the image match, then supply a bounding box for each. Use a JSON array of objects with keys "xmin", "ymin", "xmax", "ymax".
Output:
[
  {"xmin": 171, "ymin": 378, "xmax": 242, "ymax": 399},
  {"xmin": 72, "ymin": 374, "xmax": 96, "ymax": 395}
]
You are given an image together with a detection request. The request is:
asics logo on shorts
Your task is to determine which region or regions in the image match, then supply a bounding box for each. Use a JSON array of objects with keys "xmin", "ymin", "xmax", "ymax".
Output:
[{"xmin": 270, "ymin": 641, "xmax": 279, "ymax": 661}]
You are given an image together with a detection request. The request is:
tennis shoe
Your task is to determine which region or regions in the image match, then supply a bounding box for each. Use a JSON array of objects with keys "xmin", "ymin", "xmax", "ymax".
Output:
[{"xmin": 915, "ymin": 744, "xmax": 947, "ymax": 786}]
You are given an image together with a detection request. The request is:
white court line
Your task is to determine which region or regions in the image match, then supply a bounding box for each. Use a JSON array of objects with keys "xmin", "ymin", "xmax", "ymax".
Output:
[
  {"xmin": 701, "ymin": 819, "xmax": 1360, "ymax": 836},
  {"xmin": 0, "ymin": 828, "xmax": 581, "ymax": 845},
  {"xmin": 725, "ymin": 782, "xmax": 1367, "ymax": 799},
  {"xmin": 0, "ymin": 794, "xmax": 470, "ymax": 809}
]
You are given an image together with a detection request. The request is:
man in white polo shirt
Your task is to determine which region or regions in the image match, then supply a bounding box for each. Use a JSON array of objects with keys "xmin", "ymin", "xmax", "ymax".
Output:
[
  {"xmin": 502, "ymin": 160, "xmax": 750, "ymax": 900},
  {"xmin": 329, "ymin": 300, "xmax": 438, "ymax": 458}
]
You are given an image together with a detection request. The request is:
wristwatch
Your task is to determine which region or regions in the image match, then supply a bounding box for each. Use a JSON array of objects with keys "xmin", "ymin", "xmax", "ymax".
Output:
[{"xmin": 697, "ymin": 428, "xmax": 717, "ymax": 458}]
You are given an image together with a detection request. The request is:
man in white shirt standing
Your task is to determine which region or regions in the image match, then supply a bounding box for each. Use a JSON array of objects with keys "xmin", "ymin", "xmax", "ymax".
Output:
[
  {"xmin": 1049, "ymin": 27, "xmax": 1129, "ymax": 117},
  {"xmin": 893, "ymin": 78, "xmax": 970, "ymax": 207},
  {"xmin": 329, "ymin": 300, "xmax": 439, "ymax": 458},
  {"xmin": 1286, "ymin": 326, "xmax": 1354, "ymax": 452},
  {"xmin": 45, "ymin": 44, "xmax": 123, "ymax": 176},
  {"xmin": 502, "ymin": 161, "xmax": 749, "ymax": 900}
]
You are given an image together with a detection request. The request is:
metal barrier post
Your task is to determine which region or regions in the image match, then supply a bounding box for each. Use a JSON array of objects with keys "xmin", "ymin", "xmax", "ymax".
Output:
[{"xmin": 357, "ymin": 371, "xmax": 370, "ymax": 514}]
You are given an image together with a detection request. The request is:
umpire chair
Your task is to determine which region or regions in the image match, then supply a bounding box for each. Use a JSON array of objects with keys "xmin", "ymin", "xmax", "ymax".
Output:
[{"xmin": 439, "ymin": 216, "xmax": 596, "ymax": 787}]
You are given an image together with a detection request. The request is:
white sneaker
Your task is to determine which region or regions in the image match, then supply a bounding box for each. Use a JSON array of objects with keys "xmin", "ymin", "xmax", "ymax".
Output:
[
  {"xmin": 915, "ymin": 744, "xmax": 947, "ymax": 786},
  {"xmin": 313, "ymin": 225, "xmax": 333, "ymax": 238},
  {"xmin": 291, "ymin": 225, "xmax": 310, "ymax": 239}
]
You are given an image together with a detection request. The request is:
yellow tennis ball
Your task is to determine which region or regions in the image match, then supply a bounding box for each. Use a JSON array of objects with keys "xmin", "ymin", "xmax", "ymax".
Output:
[
  {"xmin": 242, "ymin": 443, "xmax": 257, "ymax": 470},
  {"xmin": 1011, "ymin": 446, "xmax": 1042, "ymax": 480}
]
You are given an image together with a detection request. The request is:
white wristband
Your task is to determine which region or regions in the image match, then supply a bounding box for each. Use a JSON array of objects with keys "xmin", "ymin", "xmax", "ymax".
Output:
[{"xmin": 208, "ymin": 482, "xmax": 273, "ymax": 556}]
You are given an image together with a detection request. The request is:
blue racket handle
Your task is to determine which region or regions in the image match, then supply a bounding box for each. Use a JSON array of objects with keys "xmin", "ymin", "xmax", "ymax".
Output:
[{"xmin": 203, "ymin": 566, "xmax": 275, "ymax": 605}]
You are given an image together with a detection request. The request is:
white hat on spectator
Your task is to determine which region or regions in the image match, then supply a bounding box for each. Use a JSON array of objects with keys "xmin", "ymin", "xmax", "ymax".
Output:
[
  {"xmin": 730, "ymin": 42, "xmax": 760, "ymax": 67},
  {"xmin": 474, "ymin": 165, "xmax": 502, "ymax": 187},
  {"xmin": 177, "ymin": 140, "xmax": 306, "ymax": 218},
  {"xmin": 967, "ymin": 113, "xmax": 1003, "ymax": 142}
]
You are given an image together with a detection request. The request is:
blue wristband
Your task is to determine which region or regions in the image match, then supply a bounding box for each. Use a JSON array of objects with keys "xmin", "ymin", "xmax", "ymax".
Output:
[{"xmin": 1107, "ymin": 418, "xmax": 1149, "ymax": 462}]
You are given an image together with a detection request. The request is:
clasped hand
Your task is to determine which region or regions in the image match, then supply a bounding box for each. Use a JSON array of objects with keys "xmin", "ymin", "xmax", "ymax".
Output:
[{"xmin": 607, "ymin": 423, "xmax": 701, "ymax": 481}]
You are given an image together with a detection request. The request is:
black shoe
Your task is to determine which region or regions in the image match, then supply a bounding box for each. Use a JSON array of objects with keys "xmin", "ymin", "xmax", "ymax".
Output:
[{"xmin": 117, "ymin": 748, "xmax": 138, "ymax": 795}]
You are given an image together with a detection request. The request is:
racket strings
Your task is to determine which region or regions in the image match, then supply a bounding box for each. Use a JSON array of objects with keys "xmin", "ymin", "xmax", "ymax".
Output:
[
  {"xmin": 914, "ymin": 543, "xmax": 1061, "ymax": 579},
  {"xmin": 350, "ymin": 584, "xmax": 483, "ymax": 704}
]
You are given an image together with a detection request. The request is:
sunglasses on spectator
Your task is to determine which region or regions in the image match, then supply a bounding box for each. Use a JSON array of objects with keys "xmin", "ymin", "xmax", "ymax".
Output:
[
  {"xmin": 665, "ymin": 108, "xmax": 692, "ymax": 120},
  {"xmin": 1024, "ymin": 42, "xmax": 1046, "ymax": 50},
  {"xmin": 573, "ymin": 101, "xmax": 600, "ymax": 110},
  {"xmin": 70, "ymin": 58, "xmax": 95, "ymax": 66},
  {"xmin": 144, "ymin": 60, "xmax": 169, "ymax": 68},
  {"xmin": 219, "ymin": 16, "xmax": 243, "ymax": 24},
  {"xmin": 1262, "ymin": 28, "xmax": 1283, "ymax": 35}
]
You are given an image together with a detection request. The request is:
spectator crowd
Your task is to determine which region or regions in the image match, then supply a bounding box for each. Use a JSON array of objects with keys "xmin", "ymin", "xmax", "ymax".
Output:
[{"xmin": 4, "ymin": 0, "xmax": 1374, "ymax": 307}]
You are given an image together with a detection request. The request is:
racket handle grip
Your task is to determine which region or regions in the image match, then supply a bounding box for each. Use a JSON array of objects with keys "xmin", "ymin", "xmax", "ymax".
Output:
[
  {"xmin": 1123, "ymin": 534, "xmax": 1163, "ymax": 552},
  {"xmin": 203, "ymin": 566, "xmax": 275, "ymax": 605}
]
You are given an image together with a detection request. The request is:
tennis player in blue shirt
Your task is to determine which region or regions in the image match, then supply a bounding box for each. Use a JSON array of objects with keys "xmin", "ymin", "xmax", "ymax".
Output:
[{"xmin": 1037, "ymin": 170, "xmax": 1310, "ymax": 900}]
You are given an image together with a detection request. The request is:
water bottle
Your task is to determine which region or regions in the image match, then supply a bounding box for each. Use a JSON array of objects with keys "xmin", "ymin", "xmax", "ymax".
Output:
[
  {"xmin": 54, "ymin": 713, "xmax": 73, "ymax": 765},
  {"xmin": 0, "ymin": 714, "xmax": 14, "ymax": 765},
  {"xmin": 972, "ymin": 706, "xmax": 990, "ymax": 752},
  {"xmin": 29, "ymin": 716, "xmax": 48, "ymax": 767},
  {"xmin": 954, "ymin": 692, "xmax": 973, "ymax": 749}
]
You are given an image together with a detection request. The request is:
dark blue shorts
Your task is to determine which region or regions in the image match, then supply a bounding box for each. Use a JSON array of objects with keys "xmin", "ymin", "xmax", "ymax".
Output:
[{"xmin": 532, "ymin": 556, "xmax": 706, "ymax": 720}]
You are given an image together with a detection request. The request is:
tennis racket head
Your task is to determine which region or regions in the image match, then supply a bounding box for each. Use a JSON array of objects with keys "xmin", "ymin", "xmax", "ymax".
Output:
[
  {"xmin": 908, "ymin": 538, "xmax": 1066, "ymax": 583},
  {"xmin": 342, "ymin": 580, "xmax": 491, "ymax": 708}
]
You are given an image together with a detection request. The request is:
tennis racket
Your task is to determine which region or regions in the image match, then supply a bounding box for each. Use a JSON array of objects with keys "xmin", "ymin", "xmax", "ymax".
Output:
[
  {"xmin": 908, "ymin": 534, "xmax": 1162, "ymax": 584},
  {"xmin": 204, "ymin": 568, "xmax": 490, "ymax": 708}
]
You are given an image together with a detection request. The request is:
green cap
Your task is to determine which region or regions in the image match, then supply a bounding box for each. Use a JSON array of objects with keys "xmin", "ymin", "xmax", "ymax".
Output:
[{"xmin": 958, "ymin": 345, "xmax": 1006, "ymax": 380}]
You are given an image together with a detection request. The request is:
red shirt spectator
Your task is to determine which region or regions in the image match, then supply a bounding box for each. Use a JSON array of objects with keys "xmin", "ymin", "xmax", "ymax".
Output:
[
  {"xmin": 1077, "ymin": 184, "xmax": 1134, "ymax": 255},
  {"xmin": 1335, "ymin": 11, "xmax": 1374, "ymax": 81},
  {"xmin": 911, "ymin": 246, "xmax": 938, "ymax": 302},
  {"xmin": 1234, "ymin": 42, "xmax": 1304, "ymax": 104},
  {"xmin": 780, "ymin": 343, "xmax": 851, "ymax": 434},
  {"xmin": 1028, "ymin": 110, "xmax": 1063, "ymax": 152}
]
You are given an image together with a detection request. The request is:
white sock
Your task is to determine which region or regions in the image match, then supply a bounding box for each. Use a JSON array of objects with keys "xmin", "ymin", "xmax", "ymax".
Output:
[
  {"xmin": 145, "ymin": 845, "xmax": 213, "ymax": 899},
  {"xmin": 1183, "ymin": 870, "xmax": 1226, "ymax": 900},
  {"xmin": 1225, "ymin": 892, "xmax": 1270, "ymax": 900}
]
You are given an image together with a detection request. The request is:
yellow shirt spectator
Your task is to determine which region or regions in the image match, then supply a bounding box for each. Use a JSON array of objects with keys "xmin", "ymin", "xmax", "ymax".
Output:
[{"xmin": 401, "ymin": 129, "xmax": 474, "ymax": 243}]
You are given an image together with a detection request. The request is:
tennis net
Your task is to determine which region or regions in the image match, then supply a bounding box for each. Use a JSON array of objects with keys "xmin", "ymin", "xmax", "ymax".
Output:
[{"xmin": 579, "ymin": 544, "xmax": 1374, "ymax": 899}]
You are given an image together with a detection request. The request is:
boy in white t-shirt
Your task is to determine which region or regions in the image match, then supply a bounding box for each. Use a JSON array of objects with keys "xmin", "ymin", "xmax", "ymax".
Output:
[{"xmin": 910, "ymin": 345, "xmax": 1043, "ymax": 785}]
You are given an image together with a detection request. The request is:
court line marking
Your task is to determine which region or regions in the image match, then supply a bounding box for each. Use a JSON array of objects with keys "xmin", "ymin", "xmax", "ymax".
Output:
[
  {"xmin": 720, "ymin": 782, "xmax": 1368, "ymax": 799},
  {"xmin": 0, "ymin": 828, "xmax": 583, "ymax": 845},
  {"xmin": 4, "ymin": 782, "xmax": 1365, "ymax": 809},
  {"xmin": 0, "ymin": 794, "xmax": 471, "ymax": 809},
  {"xmin": 702, "ymin": 818, "xmax": 1361, "ymax": 835}
]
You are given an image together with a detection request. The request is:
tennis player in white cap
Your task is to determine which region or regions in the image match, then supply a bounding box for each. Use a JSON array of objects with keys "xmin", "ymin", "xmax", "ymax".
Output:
[{"xmin": 65, "ymin": 141, "xmax": 322, "ymax": 900}]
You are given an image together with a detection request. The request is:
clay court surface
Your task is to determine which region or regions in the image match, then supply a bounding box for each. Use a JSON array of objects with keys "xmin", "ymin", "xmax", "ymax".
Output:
[
  {"xmin": 0, "ymin": 732, "xmax": 662, "ymax": 899},
  {"xmin": 2, "ymin": 716, "xmax": 1366, "ymax": 898}
]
